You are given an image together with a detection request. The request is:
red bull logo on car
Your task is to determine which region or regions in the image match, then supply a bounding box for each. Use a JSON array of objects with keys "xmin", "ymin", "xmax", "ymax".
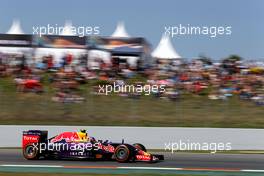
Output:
[{"xmin": 50, "ymin": 132, "xmax": 80, "ymax": 143}]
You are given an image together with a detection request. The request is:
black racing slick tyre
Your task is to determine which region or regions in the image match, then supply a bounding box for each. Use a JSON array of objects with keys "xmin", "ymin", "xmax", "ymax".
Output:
[
  {"xmin": 114, "ymin": 145, "xmax": 131, "ymax": 163},
  {"xmin": 23, "ymin": 144, "xmax": 40, "ymax": 160}
]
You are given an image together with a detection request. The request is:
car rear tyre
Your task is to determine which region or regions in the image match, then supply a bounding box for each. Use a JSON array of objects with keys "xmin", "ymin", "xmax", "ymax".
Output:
[
  {"xmin": 23, "ymin": 144, "xmax": 39, "ymax": 160},
  {"xmin": 114, "ymin": 145, "xmax": 131, "ymax": 162}
]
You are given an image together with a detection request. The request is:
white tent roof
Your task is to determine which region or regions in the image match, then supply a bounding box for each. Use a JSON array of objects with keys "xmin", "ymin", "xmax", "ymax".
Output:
[
  {"xmin": 61, "ymin": 21, "xmax": 75, "ymax": 36},
  {"xmin": 111, "ymin": 22, "xmax": 130, "ymax": 38},
  {"xmin": 152, "ymin": 34, "xmax": 181, "ymax": 59},
  {"xmin": 7, "ymin": 20, "xmax": 24, "ymax": 34}
]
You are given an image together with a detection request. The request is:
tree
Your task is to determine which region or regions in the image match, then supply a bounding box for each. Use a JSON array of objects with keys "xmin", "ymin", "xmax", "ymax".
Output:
[
  {"xmin": 222, "ymin": 55, "xmax": 242, "ymax": 63},
  {"xmin": 198, "ymin": 54, "xmax": 212, "ymax": 65},
  {"xmin": 222, "ymin": 55, "xmax": 243, "ymax": 74}
]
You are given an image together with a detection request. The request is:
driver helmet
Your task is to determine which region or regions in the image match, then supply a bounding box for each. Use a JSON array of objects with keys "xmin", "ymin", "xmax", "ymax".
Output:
[{"xmin": 78, "ymin": 129, "xmax": 89, "ymax": 141}]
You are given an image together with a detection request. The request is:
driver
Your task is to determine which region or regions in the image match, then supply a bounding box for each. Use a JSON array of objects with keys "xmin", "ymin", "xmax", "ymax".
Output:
[{"xmin": 77, "ymin": 129, "xmax": 89, "ymax": 142}]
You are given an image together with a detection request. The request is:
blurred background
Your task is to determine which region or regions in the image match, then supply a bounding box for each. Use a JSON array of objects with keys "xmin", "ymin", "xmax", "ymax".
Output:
[{"xmin": 0, "ymin": 0, "xmax": 263, "ymax": 127}]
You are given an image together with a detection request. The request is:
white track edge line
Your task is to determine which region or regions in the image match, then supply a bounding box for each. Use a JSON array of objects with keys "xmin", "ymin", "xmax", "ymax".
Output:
[
  {"xmin": 241, "ymin": 169, "xmax": 264, "ymax": 173},
  {"xmin": 1, "ymin": 165, "xmax": 264, "ymax": 172}
]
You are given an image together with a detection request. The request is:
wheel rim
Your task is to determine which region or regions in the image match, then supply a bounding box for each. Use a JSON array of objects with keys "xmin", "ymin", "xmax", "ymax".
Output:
[
  {"xmin": 116, "ymin": 148, "xmax": 127, "ymax": 160},
  {"xmin": 26, "ymin": 146, "xmax": 35, "ymax": 157}
]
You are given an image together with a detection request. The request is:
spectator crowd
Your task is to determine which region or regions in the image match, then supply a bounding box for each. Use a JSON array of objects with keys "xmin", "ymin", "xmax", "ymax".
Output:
[{"xmin": 0, "ymin": 52, "xmax": 263, "ymax": 105}]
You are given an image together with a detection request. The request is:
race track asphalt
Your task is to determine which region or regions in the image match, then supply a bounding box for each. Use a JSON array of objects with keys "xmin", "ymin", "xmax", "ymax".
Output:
[{"xmin": 0, "ymin": 149, "xmax": 264, "ymax": 170}]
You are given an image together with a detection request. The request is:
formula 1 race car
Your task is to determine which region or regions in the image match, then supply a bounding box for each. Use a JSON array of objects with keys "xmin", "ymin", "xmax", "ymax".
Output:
[{"xmin": 22, "ymin": 130, "xmax": 164, "ymax": 163}]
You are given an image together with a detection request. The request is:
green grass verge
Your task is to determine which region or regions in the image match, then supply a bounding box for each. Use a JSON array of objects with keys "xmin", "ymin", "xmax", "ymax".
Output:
[
  {"xmin": 0, "ymin": 173, "xmax": 211, "ymax": 176},
  {"xmin": 0, "ymin": 76, "xmax": 263, "ymax": 128}
]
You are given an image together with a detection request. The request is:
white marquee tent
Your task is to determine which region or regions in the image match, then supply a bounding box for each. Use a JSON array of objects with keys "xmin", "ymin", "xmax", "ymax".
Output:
[
  {"xmin": 0, "ymin": 19, "xmax": 32, "ymax": 57},
  {"xmin": 61, "ymin": 21, "xmax": 75, "ymax": 36},
  {"xmin": 151, "ymin": 34, "xmax": 181, "ymax": 59},
  {"xmin": 111, "ymin": 22, "xmax": 130, "ymax": 38},
  {"xmin": 7, "ymin": 19, "xmax": 24, "ymax": 34}
]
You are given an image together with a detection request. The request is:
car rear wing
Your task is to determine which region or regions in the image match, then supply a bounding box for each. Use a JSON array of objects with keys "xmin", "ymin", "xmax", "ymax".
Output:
[{"xmin": 22, "ymin": 130, "xmax": 48, "ymax": 148}]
